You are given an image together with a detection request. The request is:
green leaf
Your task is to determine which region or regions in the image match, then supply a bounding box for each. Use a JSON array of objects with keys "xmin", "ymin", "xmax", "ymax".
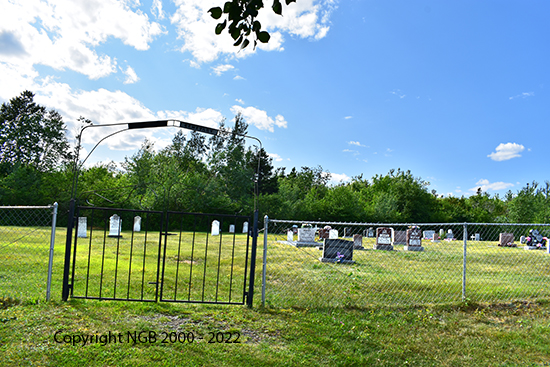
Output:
[
  {"xmin": 215, "ymin": 20, "xmax": 227, "ymax": 35},
  {"xmin": 231, "ymin": 28, "xmax": 241, "ymax": 40},
  {"xmin": 241, "ymin": 39, "xmax": 250, "ymax": 49},
  {"xmin": 253, "ymin": 20, "xmax": 261, "ymax": 32},
  {"xmin": 223, "ymin": 1, "xmax": 233, "ymax": 13},
  {"xmin": 233, "ymin": 35, "xmax": 243, "ymax": 47},
  {"xmin": 257, "ymin": 31, "xmax": 270, "ymax": 43},
  {"xmin": 272, "ymin": 0, "xmax": 282, "ymax": 15},
  {"xmin": 208, "ymin": 7, "xmax": 223, "ymax": 19},
  {"xmin": 285, "ymin": 0, "xmax": 296, "ymax": 4}
]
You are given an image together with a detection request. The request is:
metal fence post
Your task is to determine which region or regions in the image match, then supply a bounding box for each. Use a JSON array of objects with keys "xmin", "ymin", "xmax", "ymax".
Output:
[
  {"xmin": 462, "ymin": 222, "xmax": 468, "ymax": 301},
  {"xmin": 247, "ymin": 209, "xmax": 259, "ymax": 308},
  {"xmin": 46, "ymin": 202, "xmax": 58, "ymax": 301},
  {"xmin": 262, "ymin": 215, "xmax": 268, "ymax": 307}
]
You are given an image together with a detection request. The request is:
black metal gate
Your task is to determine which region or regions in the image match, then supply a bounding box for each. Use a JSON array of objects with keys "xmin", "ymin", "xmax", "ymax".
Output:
[{"xmin": 64, "ymin": 206, "xmax": 256, "ymax": 306}]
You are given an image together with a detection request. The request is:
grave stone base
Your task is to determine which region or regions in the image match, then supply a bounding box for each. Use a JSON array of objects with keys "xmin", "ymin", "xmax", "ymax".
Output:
[
  {"xmin": 374, "ymin": 244, "xmax": 393, "ymax": 251},
  {"xmin": 108, "ymin": 234, "xmax": 123, "ymax": 238},
  {"xmin": 404, "ymin": 245, "xmax": 424, "ymax": 251},
  {"xmin": 292, "ymin": 241, "xmax": 319, "ymax": 248},
  {"xmin": 524, "ymin": 245, "xmax": 547, "ymax": 250}
]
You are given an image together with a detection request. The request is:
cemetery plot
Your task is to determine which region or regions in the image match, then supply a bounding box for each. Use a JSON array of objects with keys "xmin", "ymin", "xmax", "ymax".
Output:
[{"xmin": 69, "ymin": 208, "xmax": 252, "ymax": 305}]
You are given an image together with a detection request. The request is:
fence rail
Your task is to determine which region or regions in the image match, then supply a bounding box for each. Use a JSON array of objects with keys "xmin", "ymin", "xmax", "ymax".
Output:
[
  {"xmin": 261, "ymin": 218, "xmax": 550, "ymax": 308},
  {"xmin": 0, "ymin": 204, "xmax": 58, "ymax": 301}
]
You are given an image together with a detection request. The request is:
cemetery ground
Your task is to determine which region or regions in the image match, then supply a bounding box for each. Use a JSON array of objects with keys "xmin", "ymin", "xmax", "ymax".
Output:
[{"xmin": 1, "ymin": 227, "xmax": 550, "ymax": 365}]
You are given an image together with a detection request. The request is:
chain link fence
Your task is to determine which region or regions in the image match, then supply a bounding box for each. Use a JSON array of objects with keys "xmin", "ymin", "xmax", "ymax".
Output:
[
  {"xmin": 0, "ymin": 204, "xmax": 58, "ymax": 302},
  {"xmin": 261, "ymin": 218, "xmax": 550, "ymax": 308}
]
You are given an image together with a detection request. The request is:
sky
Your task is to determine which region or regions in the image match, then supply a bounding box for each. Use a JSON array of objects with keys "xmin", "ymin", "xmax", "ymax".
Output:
[{"xmin": 1, "ymin": 0, "xmax": 549, "ymax": 197}]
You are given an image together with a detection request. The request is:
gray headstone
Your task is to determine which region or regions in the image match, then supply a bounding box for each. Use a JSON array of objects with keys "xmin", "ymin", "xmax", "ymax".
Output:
[
  {"xmin": 242, "ymin": 222, "xmax": 248, "ymax": 233},
  {"xmin": 394, "ymin": 230, "xmax": 407, "ymax": 245},
  {"xmin": 211, "ymin": 220, "xmax": 220, "ymax": 236},
  {"xmin": 229, "ymin": 224, "xmax": 235, "ymax": 233},
  {"xmin": 498, "ymin": 232, "xmax": 515, "ymax": 247},
  {"xmin": 353, "ymin": 234, "xmax": 364, "ymax": 249},
  {"xmin": 133, "ymin": 216, "xmax": 141, "ymax": 232},
  {"xmin": 77, "ymin": 217, "xmax": 87, "ymax": 238},
  {"xmin": 108, "ymin": 214, "xmax": 122, "ymax": 237},
  {"xmin": 423, "ymin": 230, "xmax": 435, "ymax": 240}
]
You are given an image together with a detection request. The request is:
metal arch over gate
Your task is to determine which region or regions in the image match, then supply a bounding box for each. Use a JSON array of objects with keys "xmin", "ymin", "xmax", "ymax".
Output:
[
  {"xmin": 62, "ymin": 119, "xmax": 261, "ymax": 307},
  {"xmin": 68, "ymin": 206, "xmax": 253, "ymax": 305}
]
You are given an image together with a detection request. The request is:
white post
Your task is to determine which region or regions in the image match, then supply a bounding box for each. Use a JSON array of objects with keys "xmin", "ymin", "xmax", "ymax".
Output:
[{"xmin": 46, "ymin": 202, "xmax": 58, "ymax": 301}]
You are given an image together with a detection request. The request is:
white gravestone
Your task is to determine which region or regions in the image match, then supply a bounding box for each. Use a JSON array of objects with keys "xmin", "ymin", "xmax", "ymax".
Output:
[
  {"xmin": 242, "ymin": 222, "xmax": 249, "ymax": 233},
  {"xmin": 353, "ymin": 234, "xmax": 364, "ymax": 249},
  {"xmin": 329, "ymin": 229, "xmax": 339, "ymax": 239},
  {"xmin": 133, "ymin": 216, "xmax": 141, "ymax": 232},
  {"xmin": 229, "ymin": 224, "xmax": 235, "ymax": 233},
  {"xmin": 77, "ymin": 217, "xmax": 87, "ymax": 238},
  {"xmin": 109, "ymin": 214, "xmax": 122, "ymax": 237},
  {"xmin": 211, "ymin": 220, "xmax": 220, "ymax": 236},
  {"xmin": 287, "ymin": 230, "xmax": 294, "ymax": 242}
]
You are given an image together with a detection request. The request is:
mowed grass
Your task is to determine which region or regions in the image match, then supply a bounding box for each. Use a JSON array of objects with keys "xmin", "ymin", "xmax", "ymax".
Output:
[
  {"xmin": 264, "ymin": 236, "xmax": 550, "ymax": 308},
  {"xmin": 1, "ymin": 298, "xmax": 550, "ymax": 366},
  {"xmin": 2, "ymin": 226, "xmax": 550, "ymax": 365}
]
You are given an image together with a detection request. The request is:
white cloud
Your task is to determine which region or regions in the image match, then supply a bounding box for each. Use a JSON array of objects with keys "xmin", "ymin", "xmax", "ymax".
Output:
[
  {"xmin": 234, "ymin": 75, "xmax": 245, "ymax": 80},
  {"xmin": 211, "ymin": 64, "xmax": 234, "ymax": 76},
  {"xmin": 230, "ymin": 105, "xmax": 288, "ymax": 132},
  {"xmin": 268, "ymin": 153, "xmax": 283, "ymax": 162},
  {"xmin": 509, "ymin": 92, "xmax": 534, "ymax": 100},
  {"xmin": 390, "ymin": 89, "xmax": 406, "ymax": 99},
  {"xmin": 488, "ymin": 142, "xmax": 525, "ymax": 161},
  {"xmin": 0, "ymin": 0, "xmax": 164, "ymax": 80},
  {"xmin": 344, "ymin": 116, "xmax": 353, "ymax": 120},
  {"xmin": 235, "ymin": 98, "xmax": 245, "ymax": 104},
  {"xmin": 170, "ymin": 0, "xmax": 336, "ymax": 63},
  {"xmin": 343, "ymin": 149, "xmax": 359, "ymax": 156},
  {"xmin": 328, "ymin": 172, "xmax": 351, "ymax": 185},
  {"xmin": 122, "ymin": 66, "xmax": 139, "ymax": 84},
  {"xmin": 348, "ymin": 141, "xmax": 366, "ymax": 147},
  {"xmin": 470, "ymin": 179, "xmax": 514, "ymax": 193}
]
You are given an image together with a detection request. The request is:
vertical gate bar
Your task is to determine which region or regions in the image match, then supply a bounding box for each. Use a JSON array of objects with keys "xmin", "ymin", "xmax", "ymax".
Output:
[
  {"xmin": 202, "ymin": 216, "xmax": 212, "ymax": 302},
  {"xmin": 188, "ymin": 215, "xmax": 198, "ymax": 301},
  {"xmin": 247, "ymin": 210, "xmax": 259, "ymax": 308},
  {"xmin": 62, "ymin": 199, "xmax": 76, "ymax": 301},
  {"xmin": 174, "ymin": 213, "xmax": 184, "ymax": 301},
  {"xmin": 157, "ymin": 211, "xmax": 168, "ymax": 302},
  {"xmin": 98, "ymin": 214, "xmax": 108, "ymax": 299},
  {"xmin": 262, "ymin": 215, "xmax": 268, "ymax": 307},
  {"xmin": 46, "ymin": 202, "xmax": 58, "ymax": 301},
  {"xmin": 70, "ymin": 206, "xmax": 81, "ymax": 298},
  {"xmin": 85, "ymin": 208, "xmax": 95, "ymax": 297},
  {"xmin": 215, "ymin": 217, "xmax": 227, "ymax": 302},
  {"xmin": 140, "ymin": 213, "xmax": 149, "ymax": 300},
  {"xmin": 228, "ymin": 217, "xmax": 238, "ymax": 303},
  {"xmin": 113, "ymin": 219, "xmax": 122, "ymax": 299},
  {"xmin": 242, "ymin": 216, "xmax": 251, "ymax": 304},
  {"xmin": 127, "ymin": 211, "xmax": 136, "ymax": 300},
  {"xmin": 462, "ymin": 223, "xmax": 468, "ymax": 301}
]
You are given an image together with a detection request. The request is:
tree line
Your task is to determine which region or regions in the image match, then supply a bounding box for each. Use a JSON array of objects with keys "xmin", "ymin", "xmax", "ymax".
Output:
[{"xmin": 1, "ymin": 91, "xmax": 549, "ymax": 224}]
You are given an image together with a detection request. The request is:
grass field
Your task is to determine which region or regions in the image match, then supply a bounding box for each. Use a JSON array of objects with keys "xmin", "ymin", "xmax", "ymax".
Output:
[
  {"xmin": 2, "ymin": 225, "xmax": 550, "ymax": 365},
  {"xmin": 264, "ymin": 235, "xmax": 550, "ymax": 308}
]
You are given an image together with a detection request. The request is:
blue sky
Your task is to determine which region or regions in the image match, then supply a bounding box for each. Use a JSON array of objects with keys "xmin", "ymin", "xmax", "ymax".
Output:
[{"xmin": 1, "ymin": 0, "xmax": 548, "ymax": 197}]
